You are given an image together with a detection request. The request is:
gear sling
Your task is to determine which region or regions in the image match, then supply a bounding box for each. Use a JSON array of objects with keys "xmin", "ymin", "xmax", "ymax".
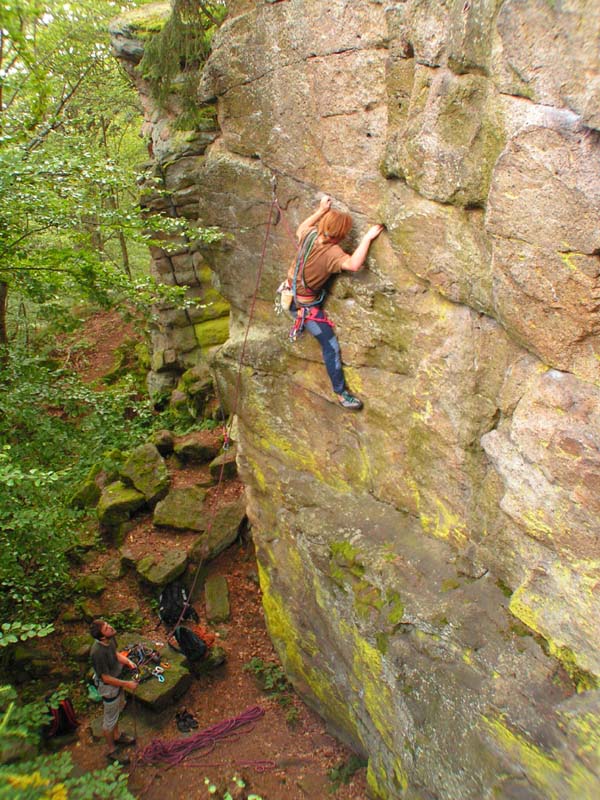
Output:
[{"xmin": 288, "ymin": 230, "xmax": 334, "ymax": 342}]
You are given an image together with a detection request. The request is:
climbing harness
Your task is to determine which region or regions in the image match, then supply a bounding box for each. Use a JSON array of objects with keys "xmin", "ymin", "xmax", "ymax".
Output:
[
  {"xmin": 289, "ymin": 304, "xmax": 335, "ymax": 343},
  {"xmin": 271, "ymin": 197, "xmax": 342, "ymax": 343}
]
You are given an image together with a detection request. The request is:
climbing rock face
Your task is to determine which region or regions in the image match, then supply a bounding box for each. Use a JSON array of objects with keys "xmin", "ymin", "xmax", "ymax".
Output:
[{"xmin": 112, "ymin": 1, "xmax": 600, "ymax": 798}]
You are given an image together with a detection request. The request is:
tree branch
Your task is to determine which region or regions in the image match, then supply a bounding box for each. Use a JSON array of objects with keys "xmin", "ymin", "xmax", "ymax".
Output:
[
  {"xmin": 0, "ymin": 266, "xmax": 75, "ymax": 274},
  {"xmin": 25, "ymin": 61, "xmax": 96, "ymax": 152}
]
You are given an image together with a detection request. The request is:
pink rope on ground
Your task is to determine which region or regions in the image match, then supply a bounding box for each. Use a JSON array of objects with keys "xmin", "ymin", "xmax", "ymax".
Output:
[{"xmin": 135, "ymin": 706, "xmax": 266, "ymax": 767}]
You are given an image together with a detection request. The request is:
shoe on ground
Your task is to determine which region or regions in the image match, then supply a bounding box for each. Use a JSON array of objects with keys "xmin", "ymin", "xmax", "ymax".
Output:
[
  {"xmin": 337, "ymin": 390, "xmax": 363, "ymax": 410},
  {"xmin": 114, "ymin": 733, "xmax": 136, "ymax": 747},
  {"xmin": 175, "ymin": 710, "xmax": 192, "ymax": 733},
  {"xmin": 106, "ymin": 750, "xmax": 130, "ymax": 766},
  {"xmin": 184, "ymin": 711, "xmax": 198, "ymax": 729}
]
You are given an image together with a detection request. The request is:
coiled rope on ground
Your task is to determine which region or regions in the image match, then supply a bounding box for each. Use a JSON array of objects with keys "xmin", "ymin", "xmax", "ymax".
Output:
[{"xmin": 135, "ymin": 705, "xmax": 269, "ymax": 767}]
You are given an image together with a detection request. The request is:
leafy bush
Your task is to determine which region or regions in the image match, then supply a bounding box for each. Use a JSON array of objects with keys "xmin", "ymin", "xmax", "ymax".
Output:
[
  {"xmin": 0, "ymin": 685, "xmax": 135, "ymax": 798},
  {"xmin": 243, "ymin": 658, "xmax": 299, "ymax": 727},
  {"xmin": 0, "ymin": 752, "xmax": 134, "ymax": 800},
  {"xmin": 327, "ymin": 754, "xmax": 368, "ymax": 792},
  {"xmin": 0, "ymin": 347, "xmax": 158, "ymax": 621}
]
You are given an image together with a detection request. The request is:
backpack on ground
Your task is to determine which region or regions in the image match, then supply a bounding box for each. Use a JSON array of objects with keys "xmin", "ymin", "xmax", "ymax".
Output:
[
  {"xmin": 158, "ymin": 581, "xmax": 199, "ymax": 627},
  {"xmin": 174, "ymin": 625, "xmax": 207, "ymax": 662},
  {"xmin": 43, "ymin": 697, "xmax": 78, "ymax": 738}
]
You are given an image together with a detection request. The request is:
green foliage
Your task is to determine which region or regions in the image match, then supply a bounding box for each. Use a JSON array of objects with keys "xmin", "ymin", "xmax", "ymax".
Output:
[
  {"xmin": 203, "ymin": 774, "xmax": 263, "ymax": 800},
  {"xmin": 327, "ymin": 754, "xmax": 368, "ymax": 792},
  {"xmin": 244, "ymin": 657, "xmax": 288, "ymax": 694},
  {"xmin": 243, "ymin": 657, "xmax": 299, "ymax": 727},
  {"xmin": 0, "ymin": 345, "xmax": 159, "ymax": 622},
  {"xmin": 0, "ymin": 623, "xmax": 54, "ymax": 649},
  {"xmin": 0, "ymin": 0, "xmax": 222, "ymax": 348},
  {"xmin": 103, "ymin": 609, "xmax": 146, "ymax": 633},
  {"xmin": 0, "ymin": 685, "xmax": 134, "ymax": 796},
  {"xmin": 0, "ymin": 751, "xmax": 134, "ymax": 799},
  {"xmin": 140, "ymin": 1, "xmax": 227, "ymax": 117}
]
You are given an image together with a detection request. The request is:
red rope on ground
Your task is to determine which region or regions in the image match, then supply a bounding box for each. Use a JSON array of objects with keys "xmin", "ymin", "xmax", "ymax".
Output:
[{"xmin": 135, "ymin": 705, "xmax": 266, "ymax": 767}]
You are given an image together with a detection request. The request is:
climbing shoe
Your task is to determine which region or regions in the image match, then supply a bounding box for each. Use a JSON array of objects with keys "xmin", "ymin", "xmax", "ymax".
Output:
[
  {"xmin": 184, "ymin": 711, "xmax": 198, "ymax": 729},
  {"xmin": 175, "ymin": 709, "xmax": 198, "ymax": 733},
  {"xmin": 337, "ymin": 390, "xmax": 363, "ymax": 410},
  {"xmin": 114, "ymin": 733, "xmax": 136, "ymax": 747}
]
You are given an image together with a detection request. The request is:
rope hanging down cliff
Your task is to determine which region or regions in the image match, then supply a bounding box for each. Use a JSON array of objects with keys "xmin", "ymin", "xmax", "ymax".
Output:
[{"xmin": 166, "ymin": 181, "xmax": 280, "ymax": 636}]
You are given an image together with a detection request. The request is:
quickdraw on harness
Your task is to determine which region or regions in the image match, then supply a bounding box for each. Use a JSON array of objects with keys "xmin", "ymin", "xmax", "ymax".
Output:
[{"xmin": 287, "ymin": 229, "xmax": 334, "ymax": 342}]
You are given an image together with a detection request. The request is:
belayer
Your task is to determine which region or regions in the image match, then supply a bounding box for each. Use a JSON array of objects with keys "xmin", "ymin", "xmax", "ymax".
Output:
[
  {"xmin": 90, "ymin": 619, "xmax": 138, "ymax": 766},
  {"xmin": 279, "ymin": 195, "xmax": 383, "ymax": 410}
]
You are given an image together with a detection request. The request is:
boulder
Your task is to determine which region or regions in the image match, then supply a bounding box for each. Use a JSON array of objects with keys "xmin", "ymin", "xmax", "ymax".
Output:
[
  {"xmin": 78, "ymin": 599, "xmax": 104, "ymax": 622},
  {"xmin": 174, "ymin": 431, "xmax": 222, "ymax": 463},
  {"xmin": 189, "ymin": 497, "xmax": 246, "ymax": 564},
  {"xmin": 135, "ymin": 549, "xmax": 188, "ymax": 587},
  {"xmin": 153, "ymin": 486, "xmax": 207, "ymax": 531},
  {"xmin": 11, "ymin": 643, "xmax": 53, "ymax": 678},
  {"xmin": 65, "ymin": 528, "xmax": 100, "ymax": 564},
  {"xmin": 97, "ymin": 481, "xmax": 145, "ymax": 529},
  {"xmin": 120, "ymin": 443, "xmax": 170, "ymax": 505},
  {"xmin": 89, "ymin": 639, "xmax": 193, "ymax": 717},
  {"xmin": 150, "ymin": 429, "xmax": 175, "ymax": 456},
  {"xmin": 75, "ymin": 575, "xmax": 106, "ymax": 596},
  {"xmin": 62, "ymin": 635, "xmax": 92, "ymax": 662},
  {"xmin": 205, "ymin": 576, "xmax": 230, "ymax": 624},
  {"xmin": 176, "ymin": 364, "xmax": 215, "ymax": 417},
  {"xmin": 194, "ymin": 316, "xmax": 230, "ymax": 348},
  {"xmin": 62, "ymin": 605, "xmax": 84, "ymax": 624},
  {"xmin": 209, "ymin": 446, "xmax": 238, "ymax": 481},
  {"xmin": 101, "ymin": 557, "xmax": 127, "ymax": 581},
  {"xmin": 134, "ymin": 655, "xmax": 193, "ymax": 712},
  {"xmin": 114, "ymin": 520, "xmax": 135, "ymax": 547},
  {"xmin": 187, "ymin": 645, "xmax": 227, "ymax": 676},
  {"xmin": 114, "ymin": 1, "xmax": 600, "ymax": 797},
  {"xmin": 68, "ymin": 479, "xmax": 101, "ymax": 509}
]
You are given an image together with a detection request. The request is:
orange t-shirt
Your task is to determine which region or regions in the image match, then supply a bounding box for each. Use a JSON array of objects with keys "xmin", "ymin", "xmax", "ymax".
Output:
[{"xmin": 287, "ymin": 229, "xmax": 348, "ymax": 299}]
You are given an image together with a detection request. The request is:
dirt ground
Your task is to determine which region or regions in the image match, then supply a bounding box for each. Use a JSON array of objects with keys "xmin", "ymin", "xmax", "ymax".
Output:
[{"xmin": 60, "ymin": 311, "xmax": 369, "ymax": 800}]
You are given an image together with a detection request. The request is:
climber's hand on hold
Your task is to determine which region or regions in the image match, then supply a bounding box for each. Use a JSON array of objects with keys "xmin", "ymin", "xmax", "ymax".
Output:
[{"xmin": 365, "ymin": 224, "xmax": 384, "ymax": 242}]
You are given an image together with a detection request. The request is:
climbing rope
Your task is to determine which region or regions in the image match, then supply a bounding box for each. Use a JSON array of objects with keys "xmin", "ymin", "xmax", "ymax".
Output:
[
  {"xmin": 135, "ymin": 705, "xmax": 266, "ymax": 767},
  {"xmin": 165, "ymin": 183, "xmax": 280, "ymax": 639}
]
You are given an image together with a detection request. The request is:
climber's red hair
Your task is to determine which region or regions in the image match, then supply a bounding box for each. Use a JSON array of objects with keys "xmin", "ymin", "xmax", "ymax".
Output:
[{"xmin": 317, "ymin": 210, "xmax": 352, "ymax": 242}]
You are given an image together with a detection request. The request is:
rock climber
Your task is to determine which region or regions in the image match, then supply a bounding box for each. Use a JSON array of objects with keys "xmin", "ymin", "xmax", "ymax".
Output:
[
  {"xmin": 282, "ymin": 195, "xmax": 383, "ymax": 410},
  {"xmin": 89, "ymin": 619, "xmax": 138, "ymax": 765}
]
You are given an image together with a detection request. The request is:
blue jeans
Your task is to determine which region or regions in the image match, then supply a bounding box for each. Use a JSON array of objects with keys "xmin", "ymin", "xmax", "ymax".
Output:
[{"xmin": 290, "ymin": 303, "xmax": 345, "ymax": 394}]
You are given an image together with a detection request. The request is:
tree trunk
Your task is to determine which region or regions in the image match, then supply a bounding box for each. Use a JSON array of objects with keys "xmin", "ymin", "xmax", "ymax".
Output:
[
  {"xmin": 117, "ymin": 225, "xmax": 132, "ymax": 279},
  {"xmin": 99, "ymin": 116, "xmax": 132, "ymax": 278},
  {"xmin": 0, "ymin": 281, "xmax": 8, "ymax": 349}
]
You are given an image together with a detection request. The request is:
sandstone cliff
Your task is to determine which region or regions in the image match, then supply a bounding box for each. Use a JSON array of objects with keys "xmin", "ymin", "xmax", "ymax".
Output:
[{"xmin": 111, "ymin": 2, "xmax": 600, "ymax": 798}]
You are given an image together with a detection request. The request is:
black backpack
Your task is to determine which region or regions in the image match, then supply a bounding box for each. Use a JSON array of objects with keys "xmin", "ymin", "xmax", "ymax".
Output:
[
  {"xmin": 158, "ymin": 581, "xmax": 199, "ymax": 626},
  {"xmin": 174, "ymin": 626, "xmax": 207, "ymax": 662},
  {"xmin": 43, "ymin": 698, "xmax": 78, "ymax": 738}
]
